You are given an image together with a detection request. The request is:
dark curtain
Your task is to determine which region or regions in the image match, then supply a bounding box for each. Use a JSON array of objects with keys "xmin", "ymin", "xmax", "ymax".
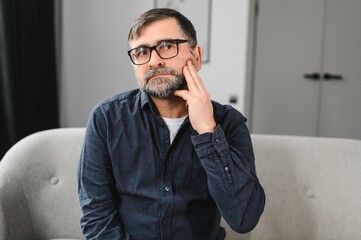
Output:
[{"xmin": 0, "ymin": 0, "xmax": 59, "ymax": 159}]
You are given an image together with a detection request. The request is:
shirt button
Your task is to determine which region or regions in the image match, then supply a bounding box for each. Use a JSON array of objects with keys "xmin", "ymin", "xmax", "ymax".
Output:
[
  {"xmin": 215, "ymin": 138, "xmax": 220, "ymax": 143},
  {"xmin": 224, "ymin": 166, "xmax": 229, "ymax": 172},
  {"xmin": 164, "ymin": 186, "xmax": 170, "ymax": 192}
]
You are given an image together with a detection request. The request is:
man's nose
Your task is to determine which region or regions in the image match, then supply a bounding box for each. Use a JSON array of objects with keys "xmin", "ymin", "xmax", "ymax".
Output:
[{"xmin": 148, "ymin": 49, "xmax": 164, "ymax": 68}]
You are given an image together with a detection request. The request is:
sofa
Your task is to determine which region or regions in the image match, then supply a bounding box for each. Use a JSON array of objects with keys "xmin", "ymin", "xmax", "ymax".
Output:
[
  {"xmin": 1, "ymin": 128, "xmax": 360, "ymax": 239},
  {"xmin": 224, "ymin": 134, "xmax": 361, "ymax": 240}
]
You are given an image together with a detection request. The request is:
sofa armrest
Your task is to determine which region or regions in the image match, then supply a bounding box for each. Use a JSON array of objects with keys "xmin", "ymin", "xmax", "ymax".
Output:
[
  {"xmin": 0, "ymin": 202, "xmax": 5, "ymax": 239},
  {"xmin": 0, "ymin": 170, "xmax": 36, "ymax": 240}
]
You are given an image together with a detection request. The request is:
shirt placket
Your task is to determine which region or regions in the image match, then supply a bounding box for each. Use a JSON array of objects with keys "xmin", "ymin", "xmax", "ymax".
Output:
[{"xmin": 159, "ymin": 123, "xmax": 174, "ymax": 240}]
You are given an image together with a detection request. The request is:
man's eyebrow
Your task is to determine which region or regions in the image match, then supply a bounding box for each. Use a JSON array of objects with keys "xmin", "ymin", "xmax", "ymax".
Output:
[
  {"xmin": 132, "ymin": 39, "xmax": 175, "ymax": 49},
  {"xmin": 156, "ymin": 39, "xmax": 176, "ymax": 44},
  {"xmin": 132, "ymin": 44, "xmax": 150, "ymax": 49}
]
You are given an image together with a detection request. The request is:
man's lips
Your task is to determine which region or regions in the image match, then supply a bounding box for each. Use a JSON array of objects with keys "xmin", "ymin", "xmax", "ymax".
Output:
[
  {"xmin": 148, "ymin": 74, "xmax": 172, "ymax": 81},
  {"xmin": 152, "ymin": 74, "xmax": 168, "ymax": 78},
  {"xmin": 144, "ymin": 67, "xmax": 179, "ymax": 82}
]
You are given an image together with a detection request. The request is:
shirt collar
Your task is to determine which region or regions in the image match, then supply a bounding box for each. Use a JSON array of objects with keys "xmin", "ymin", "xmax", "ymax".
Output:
[
  {"xmin": 139, "ymin": 90, "xmax": 192, "ymax": 126},
  {"xmin": 140, "ymin": 90, "xmax": 151, "ymax": 109},
  {"xmin": 140, "ymin": 90, "xmax": 161, "ymax": 116}
]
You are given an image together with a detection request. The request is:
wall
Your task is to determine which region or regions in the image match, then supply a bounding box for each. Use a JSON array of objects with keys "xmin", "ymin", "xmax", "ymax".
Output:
[{"xmin": 59, "ymin": 0, "xmax": 250, "ymax": 127}]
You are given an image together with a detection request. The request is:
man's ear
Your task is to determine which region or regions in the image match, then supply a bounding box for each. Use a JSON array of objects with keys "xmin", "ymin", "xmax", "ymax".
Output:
[{"xmin": 193, "ymin": 45, "xmax": 202, "ymax": 71}]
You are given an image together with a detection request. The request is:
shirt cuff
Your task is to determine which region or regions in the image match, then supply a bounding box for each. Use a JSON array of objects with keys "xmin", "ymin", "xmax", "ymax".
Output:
[{"xmin": 191, "ymin": 125, "xmax": 229, "ymax": 157}]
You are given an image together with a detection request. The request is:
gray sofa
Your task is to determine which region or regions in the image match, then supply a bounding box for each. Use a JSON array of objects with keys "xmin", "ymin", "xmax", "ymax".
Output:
[{"xmin": 1, "ymin": 128, "xmax": 360, "ymax": 239}]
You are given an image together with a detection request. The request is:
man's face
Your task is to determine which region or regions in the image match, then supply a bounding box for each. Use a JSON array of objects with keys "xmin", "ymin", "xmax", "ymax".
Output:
[{"xmin": 129, "ymin": 18, "xmax": 202, "ymax": 99}]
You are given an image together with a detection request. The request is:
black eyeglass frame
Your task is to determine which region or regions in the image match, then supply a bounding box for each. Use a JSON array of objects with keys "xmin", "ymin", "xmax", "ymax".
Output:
[{"xmin": 127, "ymin": 39, "xmax": 190, "ymax": 65}]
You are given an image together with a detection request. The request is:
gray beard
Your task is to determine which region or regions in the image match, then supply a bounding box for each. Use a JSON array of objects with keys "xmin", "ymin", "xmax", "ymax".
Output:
[{"xmin": 141, "ymin": 68, "xmax": 186, "ymax": 99}]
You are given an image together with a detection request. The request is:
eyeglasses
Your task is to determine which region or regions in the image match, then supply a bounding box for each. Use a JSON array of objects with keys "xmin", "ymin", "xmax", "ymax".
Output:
[{"xmin": 127, "ymin": 39, "xmax": 190, "ymax": 65}]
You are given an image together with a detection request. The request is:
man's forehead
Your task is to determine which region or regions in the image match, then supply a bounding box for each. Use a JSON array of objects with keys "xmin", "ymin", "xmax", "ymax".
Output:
[{"xmin": 130, "ymin": 19, "xmax": 183, "ymax": 47}]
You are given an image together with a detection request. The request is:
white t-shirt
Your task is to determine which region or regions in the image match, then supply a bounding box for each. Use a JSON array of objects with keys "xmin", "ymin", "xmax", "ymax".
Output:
[{"xmin": 162, "ymin": 116, "xmax": 187, "ymax": 144}]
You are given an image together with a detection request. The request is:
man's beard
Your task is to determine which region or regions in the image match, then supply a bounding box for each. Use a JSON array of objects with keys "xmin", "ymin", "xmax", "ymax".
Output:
[{"xmin": 141, "ymin": 67, "xmax": 186, "ymax": 99}]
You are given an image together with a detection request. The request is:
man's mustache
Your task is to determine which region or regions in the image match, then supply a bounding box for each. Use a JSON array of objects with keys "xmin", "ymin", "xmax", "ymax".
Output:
[{"xmin": 144, "ymin": 68, "xmax": 181, "ymax": 82}]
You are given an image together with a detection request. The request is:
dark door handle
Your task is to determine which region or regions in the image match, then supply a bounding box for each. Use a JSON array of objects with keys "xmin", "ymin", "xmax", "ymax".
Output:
[
  {"xmin": 324, "ymin": 73, "xmax": 343, "ymax": 80},
  {"xmin": 304, "ymin": 73, "xmax": 320, "ymax": 80}
]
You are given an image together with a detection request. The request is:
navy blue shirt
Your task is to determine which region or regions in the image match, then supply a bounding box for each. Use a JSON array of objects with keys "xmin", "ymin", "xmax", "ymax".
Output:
[{"xmin": 78, "ymin": 90, "xmax": 265, "ymax": 240}]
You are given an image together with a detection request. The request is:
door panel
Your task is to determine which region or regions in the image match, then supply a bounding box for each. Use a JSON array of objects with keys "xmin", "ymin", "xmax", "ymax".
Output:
[
  {"xmin": 251, "ymin": 0, "xmax": 325, "ymax": 136},
  {"xmin": 319, "ymin": 0, "xmax": 361, "ymax": 139}
]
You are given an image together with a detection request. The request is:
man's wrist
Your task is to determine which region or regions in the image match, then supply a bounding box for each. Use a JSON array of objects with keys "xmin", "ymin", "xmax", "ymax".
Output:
[{"xmin": 197, "ymin": 123, "xmax": 217, "ymax": 134}]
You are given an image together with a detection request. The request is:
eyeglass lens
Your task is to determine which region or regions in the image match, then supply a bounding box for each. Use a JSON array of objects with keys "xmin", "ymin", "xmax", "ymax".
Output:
[{"xmin": 129, "ymin": 39, "xmax": 187, "ymax": 65}]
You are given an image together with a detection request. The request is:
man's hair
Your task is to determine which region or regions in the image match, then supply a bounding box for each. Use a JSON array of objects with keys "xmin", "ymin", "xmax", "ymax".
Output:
[{"xmin": 128, "ymin": 8, "xmax": 197, "ymax": 46}]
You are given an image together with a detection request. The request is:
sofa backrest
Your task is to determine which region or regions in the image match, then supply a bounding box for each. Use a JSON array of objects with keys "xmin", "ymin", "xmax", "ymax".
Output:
[
  {"xmin": 0, "ymin": 128, "xmax": 85, "ymax": 240},
  {"xmin": 2, "ymin": 129, "xmax": 360, "ymax": 240},
  {"xmin": 223, "ymin": 134, "xmax": 361, "ymax": 240}
]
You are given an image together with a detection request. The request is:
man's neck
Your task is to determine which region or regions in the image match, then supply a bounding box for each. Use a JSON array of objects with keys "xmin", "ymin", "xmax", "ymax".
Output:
[{"xmin": 150, "ymin": 95, "xmax": 188, "ymax": 118}]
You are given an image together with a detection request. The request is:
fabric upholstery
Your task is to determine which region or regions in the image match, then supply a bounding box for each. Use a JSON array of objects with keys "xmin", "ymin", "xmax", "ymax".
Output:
[
  {"xmin": 1, "ymin": 129, "xmax": 361, "ymax": 239},
  {"xmin": 0, "ymin": 128, "xmax": 85, "ymax": 240},
  {"xmin": 222, "ymin": 134, "xmax": 361, "ymax": 239}
]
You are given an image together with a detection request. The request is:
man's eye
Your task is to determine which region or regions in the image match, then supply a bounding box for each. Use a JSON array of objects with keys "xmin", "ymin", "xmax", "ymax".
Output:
[
  {"xmin": 159, "ymin": 41, "xmax": 176, "ymax": 50},
  {"xmin": 134, "ymin": 48, "xmax": 149, "ymax": 57}
]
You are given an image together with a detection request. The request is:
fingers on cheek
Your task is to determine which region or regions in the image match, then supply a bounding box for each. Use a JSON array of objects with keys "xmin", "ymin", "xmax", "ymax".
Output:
[
  {"xmin": 183, "ymin": 67, "xmax": 193, "ymax": 84},
  {"xmin": 183, "ymin": 65, "xmax": 190, "ymax": 76}
]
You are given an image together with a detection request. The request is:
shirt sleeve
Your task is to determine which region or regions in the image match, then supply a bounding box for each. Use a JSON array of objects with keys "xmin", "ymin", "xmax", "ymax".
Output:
[
  {"xmin": 77, "ymin": 107, "xmax": 130, "ymax": 240},
  {"xmin": 191, "ymin": 118, "xmax": 265, "ymax": 233}
]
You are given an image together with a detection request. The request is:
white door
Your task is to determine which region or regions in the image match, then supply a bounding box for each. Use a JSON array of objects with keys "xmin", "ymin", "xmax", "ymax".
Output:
[
  {"xmin": 319, "ymin": 0, "xmax": 361, "ymax": 139},
  {"xmin": 250, "ymin": 0, "xmax": 361, "ymax": 139}
]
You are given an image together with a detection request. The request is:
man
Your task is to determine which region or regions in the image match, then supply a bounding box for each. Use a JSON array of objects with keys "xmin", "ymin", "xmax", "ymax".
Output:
[{"xmin": 78, "ymin": 8, "xmax": 265, "ymax": 240}]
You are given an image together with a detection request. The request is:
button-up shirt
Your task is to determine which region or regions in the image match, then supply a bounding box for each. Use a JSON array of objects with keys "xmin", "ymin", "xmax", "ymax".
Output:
[{"xmin": 78, "ymin": 90, "xmax": 265, "ymax": 240}]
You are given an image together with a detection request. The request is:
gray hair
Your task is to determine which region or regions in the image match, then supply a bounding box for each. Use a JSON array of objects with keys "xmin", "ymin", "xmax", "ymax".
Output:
[{"xmin": 128, "ymin": 8, "xmax": 197, "ymax": 47}]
